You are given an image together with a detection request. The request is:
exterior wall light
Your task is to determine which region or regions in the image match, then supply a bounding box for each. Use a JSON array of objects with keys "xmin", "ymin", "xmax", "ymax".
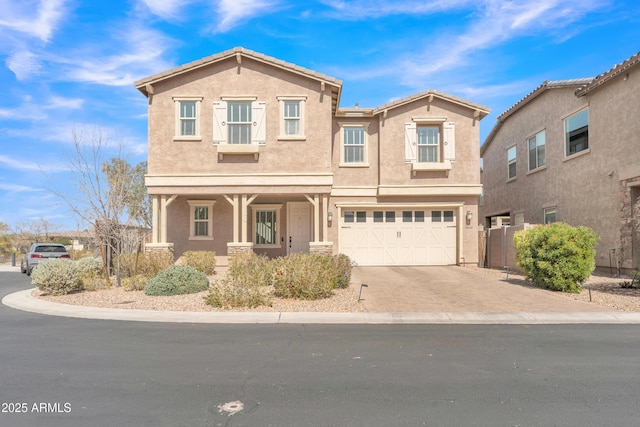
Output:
[
  {"xmin": 466, "ymin": 210, "xmax": 473, "ymax": 226},
  {"xmin": 327, "ymin": 211, "xmax": 333, "ymax": 223}
]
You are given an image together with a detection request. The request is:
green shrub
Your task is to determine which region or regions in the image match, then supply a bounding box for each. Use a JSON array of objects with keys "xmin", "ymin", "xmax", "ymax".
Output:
[
  {"xmin": 272, "ymin": 253, "xmax": 335, "ymax": 299},
  {"xmin": 118, "ymin": 252, "xmax": 174, "ymax": 278},
  {"xmin": 144, "ymin": 265, "xmax": 209, "ymax": 296},
  {"xmin": 77, "ymin": 256, "xmax": 104, "ymax": 278},
  {"xmin": 227, "ymin": 252, "xmax": 272, "ymax": 287},
  {"xmin": 31, "ymin": 259, "xmax": 82, "ymax": 296},
  {"xmin": 514, "ymin": 223, "xmax": 598, "ymax": 293},
  {"xmin": 182, "ymin": 251, "xmax": 217, "ymax": 275}
]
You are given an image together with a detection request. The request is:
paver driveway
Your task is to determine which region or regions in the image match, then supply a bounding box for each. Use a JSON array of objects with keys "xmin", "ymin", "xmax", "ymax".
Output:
[{"xmin": 352, "ymin": 266, "xmax": 611, "ymax": 313}]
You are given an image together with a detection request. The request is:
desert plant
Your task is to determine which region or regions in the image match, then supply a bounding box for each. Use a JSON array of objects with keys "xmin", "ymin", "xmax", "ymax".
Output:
[
  {"xmin": 122, "ymin": 275, "xmax": 148, "ymax": 291},
  {"xmin": 144, "ymin": 265, "xmax": 209, "ymax": 296},
  {"xmin": 514, "ymin": 222, "xmax": 598, "ymax": 293},
  {"xmin": 31, "ymin": 259, "xmax": 82, "ymax": 296},
  {"xmin": 182, "ymin": 250, "xmax": 217, "ymax": 275},
  {"xmin": 118, "ymin": 251, "xmax": 174, "ymax": 278},
  {"xmin": 204, "ymin": 282, "xmax": 272, "ymax": 308},
  {"xmin": 272, "ymin": 253, "xmax": 336, "ymax": 299},
  {"xmin": 332, "ymin": 254, "xmax": 353, "ymax": 289},
  {"xmin": 204, "ymin": 252, "xmax": 272, "ymax": 308},
  {"xmin": 77, "ymin": 256, "xmax": 104, "ymax": 278}
]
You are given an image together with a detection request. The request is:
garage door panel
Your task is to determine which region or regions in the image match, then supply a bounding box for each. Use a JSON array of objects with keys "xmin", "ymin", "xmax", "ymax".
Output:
[{"xmin": 341, "ymin": 209, "xmax": 457, "ymax": 266}]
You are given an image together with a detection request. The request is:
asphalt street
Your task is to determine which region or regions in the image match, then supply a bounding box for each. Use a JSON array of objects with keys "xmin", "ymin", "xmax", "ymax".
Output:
[{"xmin": 2, "ymin": 271, "xmax": 640, "ymax": 426}]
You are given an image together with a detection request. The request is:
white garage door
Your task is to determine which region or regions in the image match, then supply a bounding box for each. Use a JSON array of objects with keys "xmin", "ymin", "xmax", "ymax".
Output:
[{"xmin": 340, "ymin": 209, "xmax": 457, "ymax": 266}]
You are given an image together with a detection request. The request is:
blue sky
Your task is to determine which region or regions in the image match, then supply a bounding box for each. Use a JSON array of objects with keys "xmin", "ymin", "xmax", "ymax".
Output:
[{"xmin": 1, "ymin": 0, "xmax": 639, "ymax": 231}]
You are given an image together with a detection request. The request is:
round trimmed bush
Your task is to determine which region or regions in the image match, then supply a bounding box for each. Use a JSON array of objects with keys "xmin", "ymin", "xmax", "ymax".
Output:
[
  {"xmin": 31, "ymin": 259, "xmax": 82, "ymax": 296},
  {"xmin": 514, "ymin": 223, "xmax": 598, "ymax": 293},
  {"xmin": 144, "ymin": 265, "xmax": 209, "ymax": 296}
]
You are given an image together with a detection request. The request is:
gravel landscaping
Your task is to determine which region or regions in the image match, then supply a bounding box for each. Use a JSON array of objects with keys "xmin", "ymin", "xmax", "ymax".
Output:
[{"xmin": 29, "ymin": 266, "xmax": 640, "ymax": 313}]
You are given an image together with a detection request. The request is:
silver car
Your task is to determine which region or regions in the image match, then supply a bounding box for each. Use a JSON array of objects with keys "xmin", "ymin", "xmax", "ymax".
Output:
[{"xmin": 21, "ymin": 243, "xmax": 71, "ymax": 275}]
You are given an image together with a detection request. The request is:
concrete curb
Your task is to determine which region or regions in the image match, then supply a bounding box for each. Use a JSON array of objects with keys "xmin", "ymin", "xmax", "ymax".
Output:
[{"xmin": 4, "ymin": 289, "xmax": 640, "ymax": 324}]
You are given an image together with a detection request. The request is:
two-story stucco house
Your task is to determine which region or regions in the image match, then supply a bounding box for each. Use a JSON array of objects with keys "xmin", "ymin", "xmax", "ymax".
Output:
[
  {"xmin": 134, "ymin": 47, "xmax": 489, "ymax": 266},
  {"xmin": 480, "ymin": 51, "xmax": 640, "ymax": 270}
]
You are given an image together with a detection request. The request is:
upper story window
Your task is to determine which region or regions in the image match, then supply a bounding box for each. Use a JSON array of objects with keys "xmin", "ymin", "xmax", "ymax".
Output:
[
  {"xmin": 340, "ymin": 124, "xmax": 368, "ymax": 166},
  {"xmin": 278, "ymin": 97, "xmax": 306, "ymax": 139},
  {"xmin": 417, "ymin": 127, "xmax": 439, "ymax": 162},
  {"xmin": 565, "ymin": 108, "xmax": 589, "ymax": 157},
  {"xmin": 173, "ymin": 97, "xmax": 202, "ymax": 140},
  {"xmin": 228, "ymin": 101, "xmax": 252, "ymax": 144},
  {"xmin": 213, "ymin": 99, "xmax": 266, "ymax": 146},
  {"xmin": 507, "ymin": 145, "xmax": 517, "ymax": 179},
  {"xmin": 528, "ymin": 130, "xmax": 546, "ymax": 171},
  {"xmin": 405, "ymin": 120, "xmax": 455, "ymax": 174}
]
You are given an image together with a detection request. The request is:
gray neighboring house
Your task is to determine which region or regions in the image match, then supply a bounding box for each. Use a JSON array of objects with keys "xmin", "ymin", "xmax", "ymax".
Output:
[{"xmin": 480, "ymin": 51, "xmax": 640, "ymax": 270}]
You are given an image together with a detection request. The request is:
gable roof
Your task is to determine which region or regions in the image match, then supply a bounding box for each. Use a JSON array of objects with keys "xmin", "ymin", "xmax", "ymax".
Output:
[
  {"xmin": 134, "ymin": 47, "xmax": 343, "ymax": 112},
  {"xmin": 575, "ymin": 50, "xmax": 640, "ymax": 97},
  {"xmin": 481, "ymin": 78, "xmax": 592, "ymax": 155},
  {"xmin": 371, "ymin": 89, "xmax": 490, "ymax": 118}
]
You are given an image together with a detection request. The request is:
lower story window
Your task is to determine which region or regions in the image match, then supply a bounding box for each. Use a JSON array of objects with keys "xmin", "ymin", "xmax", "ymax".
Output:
[{"xmin": 188, "ymin": 200, "xmax": 215, "ymax": 240}]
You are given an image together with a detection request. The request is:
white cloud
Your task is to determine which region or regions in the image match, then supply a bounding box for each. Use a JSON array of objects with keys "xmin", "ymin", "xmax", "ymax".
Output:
[
  {"xmin": 44, "ymin": 96, "xmax": 84, "ymax": 110},
  {"xmin": 0, "ymin": 154, "xmax": 66, "ymax": 173},
  {"xmin": 6, "ymin": 50, "xmax": 42, "ymax": 80},
  {"xmin": 336, "ymin": 0, "xmax": 610, "ymax": 89},
  {"xmin": 51, "ymin": 24, "xmax": 175, "ymax": 86},
  {"xmin": 0, "ymin": 0, "xmax": 68, "ymax": 42},
  {"xmin": 213, "ymin": 0, "xmax": 282, "ymax": 33},
  {"xmin": 140, "ymin": 0, "xmax": 193, "ymax": 19},
  {"xmin": 320, "ymin": 0, "xmax": 474, "ymax": 19}
]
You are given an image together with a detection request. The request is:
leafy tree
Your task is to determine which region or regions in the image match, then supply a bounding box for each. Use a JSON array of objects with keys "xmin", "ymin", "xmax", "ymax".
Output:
[{"xmin": 0, "ymin": 221, "xmax": 11, "ymax": 255}]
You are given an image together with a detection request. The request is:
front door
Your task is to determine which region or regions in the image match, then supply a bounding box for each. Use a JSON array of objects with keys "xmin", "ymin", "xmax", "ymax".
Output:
[{"xmin": 287, "ymin": 202, "xmax": 311, "ymax": 254}]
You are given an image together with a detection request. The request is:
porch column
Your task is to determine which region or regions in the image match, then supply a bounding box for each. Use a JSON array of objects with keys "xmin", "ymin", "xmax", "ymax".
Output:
[
  {"xmin": 241, "ymin": 194, "xmax": 258, "ymax": 243},
  {"xmin": 223, "ymin": 195, "xmax": 240, "ymax": 243},
  {"xmin": 304, "ymin": 194, "xmax": 320, "ymax": 242},
  {"xmin": 160, "ymin": 195, "xmax": 168, "ymax": 243},
  {"xmin": 322, "ymin": 194, "xmax": 328, "ymax": 242},
  {"xmin": 458, "ymin": 205, "xmax": 464, "ymax": 265},
  {"xmin": 151, "ymin": 195, "xmax": 159, "ymax": 243}
]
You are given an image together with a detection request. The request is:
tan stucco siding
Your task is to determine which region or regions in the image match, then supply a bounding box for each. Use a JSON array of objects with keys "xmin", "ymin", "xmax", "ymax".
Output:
[{"xmin": 146, "ymin": 57, "xmax": 333, "ymax": 176}]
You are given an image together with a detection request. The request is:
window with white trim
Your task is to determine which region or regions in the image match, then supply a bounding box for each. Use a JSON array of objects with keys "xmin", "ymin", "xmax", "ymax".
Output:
[
  {"xmin": 278, "ymin": 97, "xmax": 306, "ymax": 139},
  {"xmin": 565, "ymin": 108, "xmax": 588, "ymax": 156},
  {"xmin": 213, "ymin": 98, "xmax": 266, "ymax": 146},
  {"xmin": 507, "ymin": 145, "xmax": 517, "ymax": 179},
  {"xmin": 187, "ymin": 200, "xmax": 215, "ymax": 240},
  {"xmin": 173, "ymin": 97, "xmax": 202, "ymax": 140},
  {"xmin": 341, "ymin": 125, "xmax": 367, "ymax": 165},
  {"xmin": 417, "ymin": 126, "xmax": 439, "ymax": 162},
  {"xmin": 252, "ymin": 204, "xmax": 282, "ymax": 247},
  {"xmin": 528, "ymin": 130, "xmax": 546, "ymax": 171},
  {"xmin": 228, "ymin": 101, "xmax": 252, "ymax": 144},
  {"xmin": 405, "ymin": 120, "xmax": 455, "ymax": 165}
]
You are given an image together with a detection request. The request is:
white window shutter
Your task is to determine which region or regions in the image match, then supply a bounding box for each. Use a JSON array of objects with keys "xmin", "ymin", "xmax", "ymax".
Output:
[
  {"xmin": 443, "ymin": 121, "xmax": 455, "ymax": 162},
  {"xmin": 404, "ymin": 122, "xmax": 417, "ymax": 162},
  {"xmin": 252, "ymin": 101, "xmax": 266, "ymax": 145},
  {"xmin": 213, "ymin": 101, "xmax": 227, "ymax": 144}
]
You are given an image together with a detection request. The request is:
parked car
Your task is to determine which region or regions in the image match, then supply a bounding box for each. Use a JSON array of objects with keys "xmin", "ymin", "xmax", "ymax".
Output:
[{"xmin": 21, "ymin": 243, "xmax": 70, "ymax": 275}]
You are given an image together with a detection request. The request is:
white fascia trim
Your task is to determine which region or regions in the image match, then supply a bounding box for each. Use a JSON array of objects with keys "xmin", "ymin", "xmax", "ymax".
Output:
[
  {"xmin": 335, "ymin": 202, "xmax": 464, "ymax": 209},
  {"xmin": 331, "ymin": 186, "xmax": 378, "ymax": 197},
  {"xmin": 146, "ymin": 173, "xmax": 333, "ymax": 187},
  {"xmin": 377, "ymin": 185, "xmax": 482, "ymax": 196}
]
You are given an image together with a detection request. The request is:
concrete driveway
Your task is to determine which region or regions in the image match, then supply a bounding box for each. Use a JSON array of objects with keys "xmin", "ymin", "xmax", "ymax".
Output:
[{"xmin": 352, "ymin": 266, "xmax": 611, "ymax": 313}]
